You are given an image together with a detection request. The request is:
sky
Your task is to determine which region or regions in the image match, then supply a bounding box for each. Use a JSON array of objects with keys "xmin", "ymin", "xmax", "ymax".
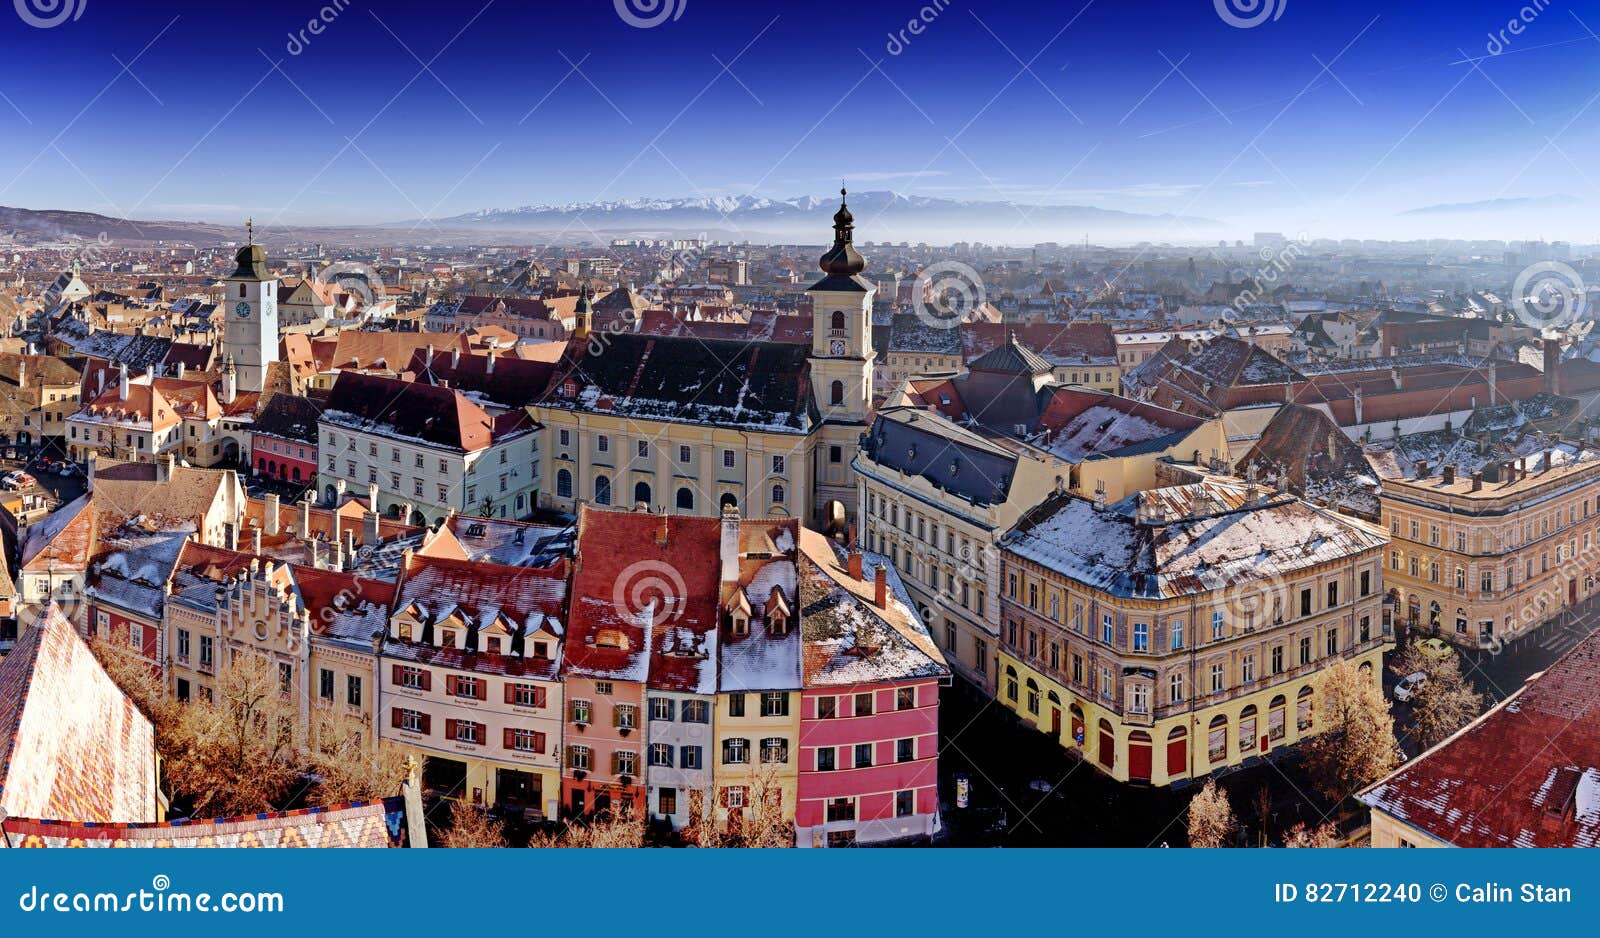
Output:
[{"xmin": 0, "ymin": 0, "xmax": 1597, "ymax": 242}]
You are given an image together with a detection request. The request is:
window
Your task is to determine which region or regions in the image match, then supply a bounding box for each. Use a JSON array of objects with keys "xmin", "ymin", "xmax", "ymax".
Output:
[
  {"xmin": 681, "ymin": 700, "xmax": 709, "ymax": 723},
  {"xmin": 509, "ymin": 730, "xmax": 545, "ymax": 753},
  {"xmin": 816, "ymin": 747, "xmax": 836, "ymax": 771},
  {"xmin": 1327, "ymin": 581, "xmax": 1339, "ymax": 607},
  {"xmin": 722, "ymin": 449, "xmax": 736, "ymax": 469},
  {"xmin": 319, "ymin": 668, "xmax": 335, "ymax": 701},
  {"xmin": 676, "ymin": 487, "xmax": 694, "ymax": 511},
  {"xmin": 570, "ymin": 699, "xmax": 592, "ymax": 724},
  {"xmin": 1211, "ymin": 611, "xmax": 1225, "ymax": 640},
  {"xmin": 1359, "ymin": 570, "xmax": 1371, "ymax": 596},
  {"xmin": 199, "ymin": 635, "xmax": 214, "ymax": 669},
  {"xmin": 649, "ymin": 743, "xmax": 673, "ymax": 767},
  {"xmin": 680, "ymin": 746, "xmax": 703, "ymax": 770},
  {"xmin": 398, "ymin": 666, "xmax": 425, "ymax": 689},
  {"xmin": 399, "ymin": 709, "xmax": 426, "ymax": 733},
  {"xmin": 897, "ymin": 738, "xmax": 915, "ymax": 762},
  {"xmin": 853, "ymin": 692, "xmax": 873, "ymax": 717},
  {"xmin": 760, "ymin": 737, "xmax": 788, "ymax": 763},
  {"xmin": 1272, "ymin": 645, "xmax": 1284, "ymax": 674},
  {"xmin": 613, "ymin": 750, "xmax": 637, "ymax": 776},
  {"xmin": 896, "ymin": 687, "xmax": 915, "ymax": 710},
  {"xmin": 826, "ymin": 798, "xmax": 856, "ymax": 822},
  {"xmin": 594, "ymin": 475, "xmax": 612, "ymax": 505},
  {"xmin": 650, "ymin": 697, "xmax": 675, "ymax": 721},
  {"xmin": 771, "ymin": 454, "xmax": 786, "ymax": 474},
  {"xmin": 1132, "ymin": 621, "xmax": 1149, "ymax": 653},
  {"xmin": 722, "ymin": 737, "xmax": 750, "ymax": 764},
  {"xmin": 759, "ymin": 692, "xmax": 788, "ymax": 717},
  {"xmin": 1169, "ymin": 671, "xmax": 1184, "ymax": 704},
  {"xmin": 176, "ymin": 629, "xmax": 190, "ymax": 662},
  {"xmin": 636, "ymin": 439, "xmax": 649, "ymax": 459},
  {"xmin": 854, "ymin": 743, "xmax": 874, "ymax": 768},
  {"xmin": 1102, "ymin": 613, "xmax": 1114, "ymax": 645},
  {"xmin": 1130, "ymin": 683, "xmax": 1150, "ymax": 714},
  {"xmin": 896, "ymin": 790, "xmax": 915, "ymax": 818},
  {"xmin": 278, "ymin": 662, "xmax": 293, "ymax": 694},
  {"xmin": 1326, "ymin": 627, "xmax": 1338, "ymax": 657},
  {"xmin": 817, "ymin": 696, "xmax": 838, "ymax": 719},
  {"xmin": 556, "ymin": 469, "xmax": 573, "ymax": 498},
  {"xmin": 568, "ymin": 745, "xmax": 591, "ymax": 771},
  {"xmin": 1170, "ymin": 620, "xmax": 1184, "ymax": 651},
  {"xmin": 452, "ymin": 676, "xmax": 482, "ymax": 700},
  {"xmin": 726, "ymin": 786, "xmax": 747, "ymax": 810},
  {"xmin": 347, "ymin": 675, "xmax": 362, "ymax": 707},
  {"xmin": 633, "ymin": 481, "xmax": 651, "ymax": 505},
  {"xmin": 1210, "ymin": 663, "xmax": 1224, "ymax": 693},
  {"xmin": 597, "ymin": 435, "xmax": 610, "ymax": 453},
  {"xmin": 1299, "ymin": 635, "xmax": 1312, "ymax": 665},
  {"xmin": 1241, "ymin": 655, "xmax": 1256, "ymax": 684},
  {"xmin": 771, "ymin": 483, "xmax": 785, "ymax": 504},
  {"xmin": 453, "ymin": 720, "xmax": 482, "ymax": 744},
  {"xmin": 509, "ymin": 683, "xmax": 545, "ymax": 707},
  {"xmin": 614, "ymin": 704, "xmax": 637, "ymax": 729},
  {"xmin": 1299, "ymin": 588, "xmax": 1312, "ymax": 617}
]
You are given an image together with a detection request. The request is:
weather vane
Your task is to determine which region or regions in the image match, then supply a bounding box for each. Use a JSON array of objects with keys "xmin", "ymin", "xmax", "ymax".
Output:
[{"xmin": 246, "ymin": 217, "xmax": 253, "ymax": 246}]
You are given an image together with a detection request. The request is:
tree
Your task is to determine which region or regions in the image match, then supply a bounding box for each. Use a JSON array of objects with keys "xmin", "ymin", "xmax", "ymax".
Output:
[
  {"xmin": 681, "ymin": 766, "xmax": 794, "ymax": 848},
  {"xmin": 1282, "ymin": 821, "xmax": 1340, "ymax": 848},
  {"xmin": 162, "ymin": 652, "xmax": 302, "ymax": 818},
  {"xmin": 1186, "ymin": 779, "xmax": 1237, "ymax": 848},
  {"xmin": 437, "ymin": 802, "xmax": 510, "ymax": 849},
  {"xmin": 528, "ymin": 810, "xmax": 646, "ymax": 848},
  {"xmin": 1301, "ymin": 659, "xmax": 1396, "ymax": 802},
  {"xmin": 1390, "ymin": 641, "xmax": 1485, "ymax": 750},
  {"xmin": 306, "ymin": 709, "xmax": 410, "ymax": 807}
]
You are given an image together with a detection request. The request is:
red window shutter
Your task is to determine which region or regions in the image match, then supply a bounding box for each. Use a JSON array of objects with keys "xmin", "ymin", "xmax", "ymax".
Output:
[
  {"xmin": 390, "ymin": 707, "xmax": 403, "ymax": 728},
  {"xmin": 475, "ymin": 679, "xmax": 487, "ymax": 701},
  {"xmin": 419, "ymin": 713, "xmax": 431, "ymax": 735},
  {"xmin": 505, "ymin": 683, "xmax": 516, "ymax": 705},
  {"xmin": 534, "ymin": 687, "xmax": 547, "ymax": 708},
  {"xmin": 534, "ymin": 731, "xmax": 546, "ymax": 753},
  {"xmin": 504, "ymin": 727, "xmax": 516, "ymax": 749},
  {"xmin": 445, "ymin": 718, "xmax": 457, "ymax": 740},
  {"xmin": 420, "ymin": 670, "xmax": 432, "ymax": 692},
  {"xmin": 474, "ymin": 723, "xmax": 486, "ymax": 745},
  {"xmin": 445, "ymin": 675, "xmax": 457, "ymax": 696},
  {"xmin": 391, "ymin": 664, "xmax": 403, "ymax": 685}
]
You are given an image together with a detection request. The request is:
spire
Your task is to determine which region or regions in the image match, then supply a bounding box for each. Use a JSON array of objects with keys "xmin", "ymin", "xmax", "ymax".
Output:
[
  {"xmin": 246, "ymin": 217, "xmax": 254, "ymax": 246},
  {"xmin": 818, "ymin": 186, "xmax": 865, "ymax": 277}
]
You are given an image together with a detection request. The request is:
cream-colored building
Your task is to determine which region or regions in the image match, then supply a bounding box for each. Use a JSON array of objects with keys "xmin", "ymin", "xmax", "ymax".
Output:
[
  {"xmin": 1372, "ymin": 442, "xmax": 1600, "ymax": 648},
  {"xmin": 995, "ymin": 479, "xmax": 1388, "ymax": 785}
]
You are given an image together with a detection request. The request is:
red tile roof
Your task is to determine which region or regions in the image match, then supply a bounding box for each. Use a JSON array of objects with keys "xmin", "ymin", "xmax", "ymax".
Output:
[{"xmin": 1361, "ymin": 630, "xmax": 1600, "ymax": 847}]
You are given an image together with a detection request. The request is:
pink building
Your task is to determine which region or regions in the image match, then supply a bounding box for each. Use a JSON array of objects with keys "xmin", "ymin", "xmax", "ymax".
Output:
[{"xmin": 795, "ymin": 529, "xmax": 947, "ymax": 847}]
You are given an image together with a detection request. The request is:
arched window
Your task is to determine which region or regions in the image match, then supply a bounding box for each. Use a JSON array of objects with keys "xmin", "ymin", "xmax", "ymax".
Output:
[
  {"xmin": 830, "ymin": 310, "xmax": 845, "ymax": 332},
  {"xmin": 720, "ymin": 493, "xmax": 738, "ymax": 511},
  {"xmin": 676, "ymin": 487, "xmax": 695, "ymax": 511},
  {"xmin": 771, "ymin": 483, "xmax": 785, "ymax": 504},
  {"xmin": 830, "ymin": 380, "xmax": 844, "ymax": 406},
  {"xmin": 634, "ymin": 481, "xmax": 651, "ymax": 506},
  {"xmin": 594, "ymin": 475, "xmax": 612, "ymax": 506},
  {"xmin": 556, "ymin": 469, "xmax": 573, "ymax": 498}
]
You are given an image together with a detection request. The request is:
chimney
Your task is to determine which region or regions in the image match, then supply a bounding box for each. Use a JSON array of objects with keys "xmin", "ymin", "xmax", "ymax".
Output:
[
  {"xmin": 364, "ymin": 505, "xmax": 380, "ymax": 547},
  {"xmin": 1442, "ymin": 465, "xmax": 1456, "ymax": 485},
  {"xmin": 873, "ymin": 566, "xmax": 888, "ymax": 609},
  {"xmin": 486, "ymin": 350, "xmax": 496, "ymax": 374},
  {"xmin": 118, "ymin": 362, "xmax": 129, "ymax": 400},
  {"xmin": 331, "ymin": 509, "xmax": 341, "ymax": 549},
  {"xmin": 1390, "ymin": 366, "xmax": 1401, "ymax": 391},
  {"xmin": 252, "ymin": 526, "xmax": 262, "ymax": 555},
  {"xmin": 16, "ymin": 359, "xmax": 24, "ymax": 389},
  {"xmin": 1544, "ymin": 337, "xmax": 1561, "ymax": 395},
  {"xmin": 264, "ymin": 493, "xmax": 280, "ymax": 535},
  {"xmin": 657, "ymin": 512, "xmax": 671, "ymax": 547},
  {"xmin": 156, "ymin": 452, "xmax": 174, "ymax": 483},
  {"xmin": 848, "ymin": 551, "xmax": 864, "ymax": 581},
  {"xmin": 451, "ymin": 346, "xmax": 461, "ymax": 368},
  {"xmin": 1542, "ymin": 450, "xmax": 1552, "ymax": 472},
  {"xmin": 367, "ymin": 481, "xmax": 380, "ymax": 508},
  {"xmin": 1470, "ymin": 471, "xmax": 1483, "ymax": 492},
  {"xmin": 300, "ymin": 497, "xmax": 313, "ymax": 537},
  {"xmin": 310, "ymin": 537, "xmax": 323, "ymax": 569},
  {"xmin": 226, "ymin": 523, "xmax": 239, "ymax": 551},
  {"xmin": 344, "ymin": 528, "xmax": 356, "ymax": 565},
  {"xmin": 1415, "ymin": 460, "xmax": 1429, "ymax": 478},
  {"xmin": 176, "ymin": 361, "xmax": 185, "ymax": 379}
]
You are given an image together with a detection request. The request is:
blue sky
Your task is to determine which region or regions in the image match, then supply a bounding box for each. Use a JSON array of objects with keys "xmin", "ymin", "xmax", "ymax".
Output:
[{"xmin": 0, "ymin": 0, "xmax": 1596, "ymax": 240}]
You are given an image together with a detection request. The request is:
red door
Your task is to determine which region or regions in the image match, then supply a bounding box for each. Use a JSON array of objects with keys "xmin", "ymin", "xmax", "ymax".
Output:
[
  {"xmin": 1570, "ymin": 579, "xmax": 1578, "ymax": 605},
  {"xmin": 1098, "ymin": 729, "xmax": 1115, "ymax": 768},
  {"xmin": 1165, "ymin": 738, "xmax": 1187, "ymax": 777},
  {"xmin": 1050, "ymin": 708, "xmax": 1061, "ymax": 738},
  {"xmin": 1128, "ymin": 742, "xmax": 1152, "ymax": 782}
]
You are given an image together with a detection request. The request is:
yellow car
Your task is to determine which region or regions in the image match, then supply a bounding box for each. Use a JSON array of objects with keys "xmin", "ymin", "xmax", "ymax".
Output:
[{"xmin": 1417, "ymin": 638, "xmax": 1454, "ymax": 660}]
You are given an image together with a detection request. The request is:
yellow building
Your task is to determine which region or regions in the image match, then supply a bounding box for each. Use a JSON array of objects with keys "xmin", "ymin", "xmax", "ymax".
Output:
[
  {"xmin": 711, "ymin": 686, "xmax": 801, "ymax": 826},
  {"xmin": 995, "ymin": 479, "xmax": 1388, "ymax": 785},
  {"xmin": 1371, "ymin": 441, "xmax": 1600, "ymax": 649}
]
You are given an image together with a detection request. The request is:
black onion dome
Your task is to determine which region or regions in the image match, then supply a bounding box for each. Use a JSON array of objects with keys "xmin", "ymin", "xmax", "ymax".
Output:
[
  {"xmin": 231, "ymin": 242, "xmax": 268, "ymax": 280},
  {"xmin": 818, "ymin": 187, "xmax": 865, "ymax": 276}
]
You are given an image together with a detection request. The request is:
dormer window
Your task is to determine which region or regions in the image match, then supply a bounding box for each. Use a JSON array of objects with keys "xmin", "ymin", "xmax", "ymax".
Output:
[
  {"xmin": 486, "ymin": 637, "xmax": 502, "ymax": 655},
  {"xmin": 533, "ymin": 640, "xmax": 549, "ymax": 659},
  {"xmin": 769, "ymin": 610, "xmax": 789, "ymax": 635},
  {"xmin": 440, "ymin": 629, "xmax": 457, "ymax": 648},
  {"xmin": 596, "ymin": 628, "xmax": 629, "ymax": 650},
  {"xmin": 732, "ymin": 615, "xmax": 749, "ymax": 637},
  {"xmin": 397, "ymin": 623, "xmax": 412, "ymax": 641}
]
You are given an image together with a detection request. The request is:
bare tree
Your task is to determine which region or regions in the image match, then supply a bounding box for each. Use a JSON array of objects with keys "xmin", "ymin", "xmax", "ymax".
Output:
[
  {"xmin": 436, "ymin": 801, "xmax": 510, "ymax": 849},
  {"xmin": 306, "ymin": 708, "xmax": 410, "ymax": 807},
  {"xmin": 1282, "ymin": 821, "xmax": 1340, "ymax": 848},
  {"xmin": 681, "ymin": 766, "xmax": 793, "ymax": 848},
  {"xmin": 1390, "ymin": 641, "xmax": 1486, "ymax": 750},
  {"xmin": 528, "ymin": 808, "xmax": 646, "ymax": 848},
  {"xmin": 1251, "ymin": 784, "xmax": 1273, "ymax": 848},
  {"xmin": 163, "ymin": 652, "xmax": 302, "ymax": 817},
  {"xmin": 1186, "ymin": 779, "xmax": 1237, "ymax": 848},
  {"xmin": 1301, "ymin": 659, "xmax": 1396, "ymax": 802}
]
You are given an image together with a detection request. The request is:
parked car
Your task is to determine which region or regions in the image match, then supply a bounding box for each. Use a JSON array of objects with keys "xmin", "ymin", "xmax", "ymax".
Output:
[
  {"xmin": 1, "ymin": 471, "xmax": 34, "ymax": 489},
  {"xmin": 1394, "ymin": 671, "xmax": 1428, "ymax": 702},
  {"xmin": 1416, "ymin": 638, "xmax": 1454, "ymax": 660}
]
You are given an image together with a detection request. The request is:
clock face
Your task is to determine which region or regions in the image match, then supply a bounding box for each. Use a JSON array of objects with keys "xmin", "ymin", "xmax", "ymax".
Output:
[
  {"xmin": 234, "ymin": 301, "xmax": 251, "ymax": 319},
  {"xmin": 829, "ymin": 339, "xmax": 846, "ymax": 356}
]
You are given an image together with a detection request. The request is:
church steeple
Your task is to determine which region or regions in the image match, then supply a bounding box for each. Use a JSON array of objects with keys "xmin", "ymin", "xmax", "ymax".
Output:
[{"xmin": 818, "ymin": 187, "xmax": 865, "ymax": 277}]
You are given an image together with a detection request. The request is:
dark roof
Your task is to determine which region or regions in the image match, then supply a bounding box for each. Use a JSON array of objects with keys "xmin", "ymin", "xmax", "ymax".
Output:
[
  {"xmin": 407, "ymin": 347, "xmax": 559, "ymax": 409},
  {"xmin": 886, "ymin": 313, "xmax": 962, "ymax": 356},
  {"xmin": 860, "ymin": 408, "xmax": 1019, "ymax": 508},
  {"xmin": 541, "ymin": 333, "xmax": 818, "ymax": 434},
  {"xmin": 968, "ymin": 330, "xmax": 1053, "ymax": 375},
  {"xmin": 251, "ymin": 392, "xmax": 324, "ymax": 444}
]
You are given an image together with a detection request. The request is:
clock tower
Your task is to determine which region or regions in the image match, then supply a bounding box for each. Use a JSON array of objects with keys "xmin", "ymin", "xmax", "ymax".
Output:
[
  {"xmin": 806, "ymin": 189, "xmax": 876, "ymax": 528},
  {"xmin": 221, "ymin": 221, "xmax": 279, "ymax": 393}
]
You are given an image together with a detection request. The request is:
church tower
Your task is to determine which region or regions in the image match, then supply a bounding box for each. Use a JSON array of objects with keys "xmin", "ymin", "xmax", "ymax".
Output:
[
  {"xmin": 222, "ymin": 221, "xmax": 279, "ymax": 393},
  {"xmin": 806, "ymin": 189, "xmax": 876, "ymax": 529}
]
